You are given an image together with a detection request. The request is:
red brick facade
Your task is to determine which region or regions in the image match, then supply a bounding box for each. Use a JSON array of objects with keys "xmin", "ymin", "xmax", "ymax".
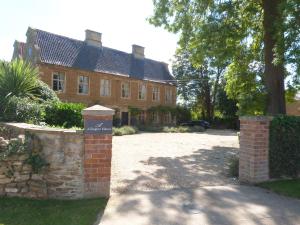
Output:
[
  {"xmin": 239, "ymin": 116, "xmax": 271, "ymax": 183},
  {"xmin": 38, "ymin": 63, "xmax": 176, "ymax": 125},
  {"xmin": 82, "ymin": 108, "xmax": 114, "ymax": 197}
]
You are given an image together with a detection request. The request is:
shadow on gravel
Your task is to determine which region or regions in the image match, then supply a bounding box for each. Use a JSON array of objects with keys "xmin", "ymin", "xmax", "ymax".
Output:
[{"xmin": 114, "ymin": 146, "xmax": 239, "ymax": 193}]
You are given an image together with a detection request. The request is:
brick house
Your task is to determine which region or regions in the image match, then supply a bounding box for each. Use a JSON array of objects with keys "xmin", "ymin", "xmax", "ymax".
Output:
[{"xmin": 12, "ymin": 27, "xmax": 177, "ymax": 125}]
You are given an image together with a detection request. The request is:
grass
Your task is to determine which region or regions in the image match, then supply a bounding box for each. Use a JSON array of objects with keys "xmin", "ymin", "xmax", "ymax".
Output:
[
  {"xmin": 0, "ymin": 197, "xmax": 107, "ymax": 225},
  {"xmin": 259, "ymin": 179, "xmax": 300, "ymax": 199}
]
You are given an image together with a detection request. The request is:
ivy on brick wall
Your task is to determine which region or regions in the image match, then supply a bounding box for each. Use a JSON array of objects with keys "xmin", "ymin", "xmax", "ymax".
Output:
[{"xmin": 269, "ymin": 116, "xmax": 300, "ymax": 178}]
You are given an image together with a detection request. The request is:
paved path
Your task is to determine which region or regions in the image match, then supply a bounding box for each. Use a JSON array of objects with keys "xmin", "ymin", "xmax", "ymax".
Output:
[
  {"xmin": 99, "ymin": 130, "xmax": 300, "ymax": 225},
  {"xmin": 111, "ymin": 130, "xmax": 239, "ymax": 193},
  {"xmin": 100, "ymin": 185, "xmax": 300, "ymax": 225}
]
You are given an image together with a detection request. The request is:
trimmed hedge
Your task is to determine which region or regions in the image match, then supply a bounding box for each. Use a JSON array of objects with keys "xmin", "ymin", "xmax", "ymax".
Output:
[
  {"xmin": 45, "ymin": 102, "xmax": 85, "ymax": 128},
  {"xmin": 269, "ymin": 116, "xmax": 300, "ymax": 178}
]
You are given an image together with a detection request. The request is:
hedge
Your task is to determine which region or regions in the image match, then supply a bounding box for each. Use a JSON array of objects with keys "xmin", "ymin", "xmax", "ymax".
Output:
[
  {"xmin": 269, "ymin": 116, "xmax": 300, "ymax": 178},
  {"xmin": 45, "ymin": 102, "xmax": 85, "ymax": 128}
]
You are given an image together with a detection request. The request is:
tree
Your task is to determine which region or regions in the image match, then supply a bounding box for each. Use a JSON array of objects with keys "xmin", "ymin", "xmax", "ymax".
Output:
[
  {"xmin": 149, "ymin": 0, "xmax": 300, "ymax": 115},
  {"xmin": 172, "ymin": 50, "xmax": 225, "ymax": 121}
]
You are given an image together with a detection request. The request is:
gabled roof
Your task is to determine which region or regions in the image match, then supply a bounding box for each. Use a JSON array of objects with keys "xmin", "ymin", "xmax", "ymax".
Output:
[{"xmin": 34, "ymin": 29, "xmax": 175, "ymax": 84}]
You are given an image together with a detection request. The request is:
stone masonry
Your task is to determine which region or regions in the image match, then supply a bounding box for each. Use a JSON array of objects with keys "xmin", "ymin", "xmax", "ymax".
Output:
[
  {"xmin": 82, "ymin": 105, "xmax": 115, "ymax": 198},
  {"xmin": 0, "ymin": 105, "xmax": 115, "ymax": 199},
  {"xmin": 239, "ymin": 116, "xmax": 272, "ymax": 183},
  {"xmin": 0, "ymin": 123, "xmax": 84, "ymax": 199}
]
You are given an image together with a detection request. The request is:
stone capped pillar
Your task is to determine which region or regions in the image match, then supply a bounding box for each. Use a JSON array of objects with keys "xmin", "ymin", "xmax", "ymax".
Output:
[
  {"xmin": 82, "ymin": 105, "xmax": 114, "ymax": 197},
  {"xmin": 239, "ymin": 116, "xmax": 272, "ymax": 183}
]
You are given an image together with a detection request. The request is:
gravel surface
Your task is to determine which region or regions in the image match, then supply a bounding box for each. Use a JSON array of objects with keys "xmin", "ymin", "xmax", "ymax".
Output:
[{"xmin": 111, "ymin": 129, "xmax": 239, "ymax": 194}]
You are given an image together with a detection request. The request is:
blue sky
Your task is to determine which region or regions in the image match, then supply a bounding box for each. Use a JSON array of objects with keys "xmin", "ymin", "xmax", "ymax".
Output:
[{"xmin": 0, "ymin": 0, "xmax": 178, "ymax": 65}]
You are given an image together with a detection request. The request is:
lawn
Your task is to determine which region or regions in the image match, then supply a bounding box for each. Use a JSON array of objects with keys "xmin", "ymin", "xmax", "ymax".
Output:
[
  {"xmin": 0, "ymin": 197, "xmax": 107, "ymax": 225},
  {"xmin": 259, "ymin": 179, "xmax": 300, "ymax": 199}
]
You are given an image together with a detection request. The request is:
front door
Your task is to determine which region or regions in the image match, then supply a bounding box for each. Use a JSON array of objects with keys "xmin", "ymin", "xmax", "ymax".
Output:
[{"xmin": 121, "ymin": 112, "xmax": 129, "ymax": 126}]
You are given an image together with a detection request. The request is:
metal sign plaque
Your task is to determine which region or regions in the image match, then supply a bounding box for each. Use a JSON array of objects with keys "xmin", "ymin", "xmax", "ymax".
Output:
[{"xmin": 84, "ymin": 120, "xmax": 113, "ymax": 134}]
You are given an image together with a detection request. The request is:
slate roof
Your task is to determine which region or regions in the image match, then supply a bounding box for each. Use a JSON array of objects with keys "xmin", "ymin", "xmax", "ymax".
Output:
[{"xmin": 35, "ymin": 29, "xmax": 175, "ymax": 84}]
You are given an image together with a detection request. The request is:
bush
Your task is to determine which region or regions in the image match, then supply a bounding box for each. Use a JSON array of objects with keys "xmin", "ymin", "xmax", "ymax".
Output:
[
  {"xmin": 139, "ymin": 125, "xmax": 205, "ymax": 133},
  {"xmin": 0, "ymin": 96, "xmax": 44, "ymax": 124},
  {"xmin": 269, "ymin": 116, "xmax": 300, "ymax": 178},
  {"xmin": 228, "ymin": 155, "xmax": 239, "ymax": 178},
  {"xmin": 112, "ymin": 126, "xmax": 138, "ymax": 136},
  {"xmin": 34, "ymin": 80, "xmax": 59, "ymax": 102},
  {"xmin": 44, "ymin": 102, "xmax": 85, "ymax": 128}
]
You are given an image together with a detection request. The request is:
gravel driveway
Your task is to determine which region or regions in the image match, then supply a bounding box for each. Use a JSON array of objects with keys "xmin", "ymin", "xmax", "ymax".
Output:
[{"xmin": 111, "ymin": 129, "xmax": 239, "ymax": 194}]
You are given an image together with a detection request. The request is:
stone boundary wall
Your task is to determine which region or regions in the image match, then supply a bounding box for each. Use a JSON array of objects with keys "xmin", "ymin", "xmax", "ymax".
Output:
[{"xmin": 0, "ymin": 123, "xmax": 85, "ymax": 199}]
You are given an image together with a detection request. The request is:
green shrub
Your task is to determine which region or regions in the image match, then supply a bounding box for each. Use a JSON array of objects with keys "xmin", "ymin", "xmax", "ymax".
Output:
[
  {"xmin": 228, "ymin": 155, "xmax": 239, "ymax": 177},
  {"xmin": 34, "ymin": 80, "xmax": 59, "ymax": 102},
  {"xmin": 44, "ymin": 102, "xmax": 85, "ymax": 128},
  {"xmin": 112, "ymin": 126, "xmax": 138, "ymax": 136},
  {"xmin": 0, "ymin": 96, "xmax": 44, "ymax": 124},
  {"xmin": 269, "ymin": 116, "xmax": 300, "ymax": 178},
  {"xmin": 139, "ymin": 125, "xmax": 205, "ymax": 133}
]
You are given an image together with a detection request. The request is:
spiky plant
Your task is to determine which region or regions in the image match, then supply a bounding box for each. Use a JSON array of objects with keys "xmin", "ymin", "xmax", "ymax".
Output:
[{"xmin": 0, "ymin": 59, "xmax": 40, "ymax": 102}]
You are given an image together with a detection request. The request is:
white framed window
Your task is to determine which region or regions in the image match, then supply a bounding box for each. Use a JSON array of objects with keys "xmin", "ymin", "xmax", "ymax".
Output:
[
  {"xmin": 138, "ymin": 83, "xmax": 147, "ymax": 100},
  {"xmin": 100, "ymin": 79, "xmax": 111, "ymax": 97},
  {"xmin": 152, "ymin": 86, "xmax": 160, "ymax": 102},
  {"xmin": 52, "ymin": 72, "xmax": 65, "ymax": 92},
  {"xmin": 78, "ymin": 75, "xmax": 89, "ymax": 94},
  {"xmin": 121, "ymin": 81, "xmax": 130, "ymax": 99},
  {"xmin": 165, "ymin": 87, "xmax": 173, "ymax": 103}
]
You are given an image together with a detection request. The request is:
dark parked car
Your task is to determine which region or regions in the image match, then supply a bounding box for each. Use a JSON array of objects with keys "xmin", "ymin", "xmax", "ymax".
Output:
[{"xmin": 180, "ymin": 120, "xmax": 210, "ymax": 129}]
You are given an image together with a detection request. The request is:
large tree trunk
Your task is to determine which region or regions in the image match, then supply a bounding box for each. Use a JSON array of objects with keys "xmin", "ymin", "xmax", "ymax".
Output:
[{"xmin": 263, "ymin": 0, "xmax": 286, "ymax": 115}]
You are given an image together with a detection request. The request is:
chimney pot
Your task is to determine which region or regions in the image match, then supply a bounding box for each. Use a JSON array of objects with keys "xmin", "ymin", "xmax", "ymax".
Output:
[{"xmin": 85, "ymin": 30, "xmax": 102, "ymax": 48}]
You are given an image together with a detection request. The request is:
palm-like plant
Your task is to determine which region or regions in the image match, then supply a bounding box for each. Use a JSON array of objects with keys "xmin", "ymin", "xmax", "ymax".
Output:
[{"xmin": 0, "ymin": 59, "xmax": 40, "ymax": 102}]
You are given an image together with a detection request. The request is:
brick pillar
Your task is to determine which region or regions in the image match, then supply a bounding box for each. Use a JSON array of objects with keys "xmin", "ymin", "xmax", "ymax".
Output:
[
  {"xmin": 239, "ymin": 116, "xmax": 272, "ymax": 183},
  {"xmin": 82, "ymin": 105, "xmax": 114, "ymax": 198}
]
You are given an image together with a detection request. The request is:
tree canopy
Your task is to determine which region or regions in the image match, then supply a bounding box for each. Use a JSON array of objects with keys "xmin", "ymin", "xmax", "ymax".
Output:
[{"xmin": 149, "ymin": 0, "xmax": 300, "ymax": 115}]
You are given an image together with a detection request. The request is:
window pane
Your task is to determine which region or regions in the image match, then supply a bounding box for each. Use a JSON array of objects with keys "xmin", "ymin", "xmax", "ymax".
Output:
[
  {"xmin": 101, "ymin": 79, "xmax": 111, "ymax": 96},
  {"xmin": 122, "ymin": 82, "xmax": 130, "ymax": 98},
  {"xmin": 53, "ymin": 80, "xmax": 58, "ymax": 91},
  {"xmin": 78, "ymin": 75, "xmax": 88, "ymax": 94},
  {"xmin": 53, "ymin": 73, "xmax": 65, "ymax": 91}
]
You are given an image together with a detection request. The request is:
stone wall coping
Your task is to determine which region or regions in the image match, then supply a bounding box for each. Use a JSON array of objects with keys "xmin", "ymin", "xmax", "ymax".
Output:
[
  {"xmin": 82, "ymin": 105, "xmax": 115, "ymax": 116},
  {"xmin": 239, "ymin": 116, "xmax": 273, "ymax": 121},
  {"xmin": 2, "ymin": 122, "xmax": 83, "ymax": 135}
]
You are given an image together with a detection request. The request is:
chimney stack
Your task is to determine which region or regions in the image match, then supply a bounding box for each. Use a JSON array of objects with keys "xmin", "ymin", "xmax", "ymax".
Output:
[
  {"xmin": 85, "ymin": 30, "xmax": 102, "ymax": 48},
  {"xmin": 132, "ymin": 44, "xmax": 144, "ymax": 59}
]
